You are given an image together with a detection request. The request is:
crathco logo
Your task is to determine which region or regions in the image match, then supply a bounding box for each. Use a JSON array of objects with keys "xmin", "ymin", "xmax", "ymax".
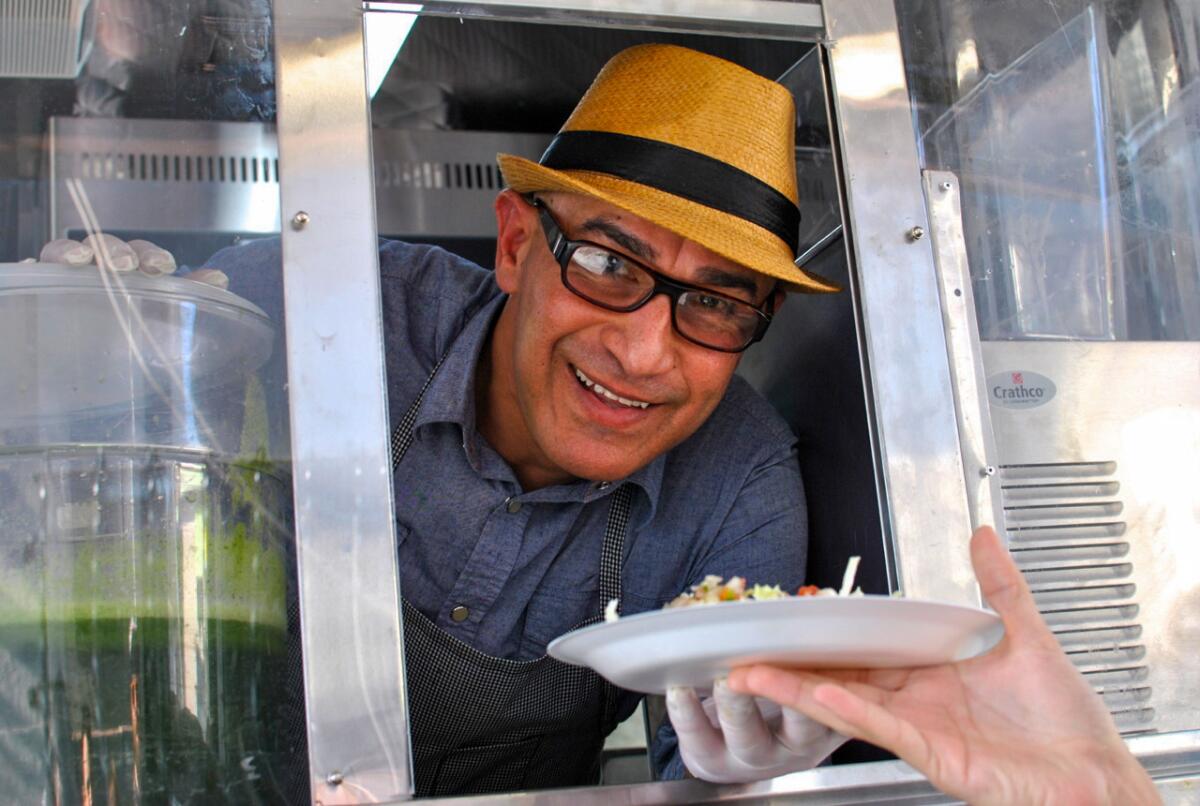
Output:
[{"xmin": 987, "ymin": 369, "xmax": 1056, "ymax": 410}]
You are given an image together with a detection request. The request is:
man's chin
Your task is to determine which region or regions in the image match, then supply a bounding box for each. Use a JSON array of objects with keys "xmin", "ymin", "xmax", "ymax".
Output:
[{"xmin": 556, "ymin": 449, "xmax": 651, "ymax": 485}]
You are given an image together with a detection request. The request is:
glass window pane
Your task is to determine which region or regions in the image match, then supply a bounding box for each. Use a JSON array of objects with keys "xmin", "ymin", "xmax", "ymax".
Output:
[
  {"xmin": 0, "ymin": 0, "xmax": 305, "ymax": 800},
  {"xmin": 898, "ymin": 0, "xmax": 1200, "ymax": 341}
]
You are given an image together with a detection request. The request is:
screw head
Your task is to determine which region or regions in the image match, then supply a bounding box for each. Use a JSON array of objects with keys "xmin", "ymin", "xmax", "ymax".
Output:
[
  {"xmin": 940, "ymin": 180, "xmax": 953, "ymax": 191},
  {"xmin": 325, "ymin": 771, "xmax": 344, "ymax": 786},
  {"xmin": 908, "ymin": 225, "xmax": 925, "ymax": 242},
  {"xmin": 291, "ymin": 211, "xmax": 311, "ymax": 230},
  {"xmin": 982, "ymin": 465, "xmax": 997, "ymax": 477}
]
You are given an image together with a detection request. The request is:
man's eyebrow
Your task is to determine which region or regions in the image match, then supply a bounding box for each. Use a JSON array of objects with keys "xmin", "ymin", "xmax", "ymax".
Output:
[
  {"xmin": 579, "ymin": 217, "xmax": 658, "ymax": 262},
  {"xmin": 692, "ymin": 266, "xmax": 763, "ymax": 298}
]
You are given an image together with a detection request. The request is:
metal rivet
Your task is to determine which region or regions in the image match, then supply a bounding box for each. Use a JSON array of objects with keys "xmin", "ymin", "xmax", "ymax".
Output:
[
  {"xmin": 982, "ymin": 466, "xmax": 997, "ymax": 477},
  {"xmin": 940, "ymin": 180, "xmax": 952, "ymax": 191},
  {"xmin": 326, "ymin": 771, "xmax": 344, "ymax": 786},
  {"xmin": 451, "ymin": 605, "xmax": 469, "ymax": 622},
  {"xmin": 291, "ymin": 211, "xmax": 311, "ymax": 230},
  {"xmin": 505, "ymin": 497, "xmax": 522, "ymax": 514},
  {"xmin": 907, "ymin": 226, "xmax": 925, "ymax": 242}
]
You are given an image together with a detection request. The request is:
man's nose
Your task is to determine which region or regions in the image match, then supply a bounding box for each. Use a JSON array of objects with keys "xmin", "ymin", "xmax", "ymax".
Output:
[{"xmin": 603, "ymin": 292, "xmax": 677, "ymax": 376}]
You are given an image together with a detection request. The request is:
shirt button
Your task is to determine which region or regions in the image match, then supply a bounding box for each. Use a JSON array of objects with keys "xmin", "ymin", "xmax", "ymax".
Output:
[
  {"xmin": 450, "ymin": 605, "xmax": 470, "ymax": 623},
  {"xmin": 505, "ymin": 496, "xmax": 522, "ymax": 514}
]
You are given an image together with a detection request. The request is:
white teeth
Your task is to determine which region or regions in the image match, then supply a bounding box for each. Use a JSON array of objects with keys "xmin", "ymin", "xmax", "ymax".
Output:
[{"xmin": 574, "ymin": 368, "xmax": 651, "ymax": 409}]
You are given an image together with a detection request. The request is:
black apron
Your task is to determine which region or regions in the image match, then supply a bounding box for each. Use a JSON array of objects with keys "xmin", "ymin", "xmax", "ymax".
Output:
[{"xmin": 391, "ymin": 360, "xmax": 631, "ymax": 796}]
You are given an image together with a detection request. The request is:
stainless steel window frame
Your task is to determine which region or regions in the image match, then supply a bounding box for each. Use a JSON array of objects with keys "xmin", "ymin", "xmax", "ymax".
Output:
[
  {"xmin": 820, "ymin": 0, "xmax": 981, "ymax": 605},
  {"xmin": 271, "ymin": 2, "xmax": 833, "ymax": 802},
  {"xmin": 269, "ymin": 0, "xmax": 990, "ymax": 801},
  {"xmin": 274, "ymin": 3, "xmax": 414, "ymax": 802}
]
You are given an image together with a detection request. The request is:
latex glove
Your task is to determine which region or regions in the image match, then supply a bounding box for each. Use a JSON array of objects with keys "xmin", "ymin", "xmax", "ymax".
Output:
[
  {"xmin": 667, "ymin": 677, "xmax": 846, "ymax": 783},
  {"xmin": 38, "ymin": 236, "xmax": 176, "ymax": 276}
]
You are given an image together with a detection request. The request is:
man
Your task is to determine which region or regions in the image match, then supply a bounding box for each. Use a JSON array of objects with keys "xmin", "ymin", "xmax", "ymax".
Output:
[{"xmin": 211, "ymin": 43, "xmax": 842, "ymax": 793}]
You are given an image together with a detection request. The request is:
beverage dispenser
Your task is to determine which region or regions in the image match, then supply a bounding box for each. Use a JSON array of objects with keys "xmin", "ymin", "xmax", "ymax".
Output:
[{"xmin": 0, "ymin": 261, "xmax": 290, "ymax": 802}]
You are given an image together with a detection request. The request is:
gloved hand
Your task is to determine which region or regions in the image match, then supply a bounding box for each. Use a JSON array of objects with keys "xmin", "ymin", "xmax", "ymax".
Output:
[
  {"xmin": 667, "ymin": 677, "xmax": 846, "ymax": 783},
  {"xmin": 39, "ymin": 234, "xmax": 177, "ymax": 275},
  {"xmin": 33, "ymin": 236, "xmax": 227, "ymax": 288}
]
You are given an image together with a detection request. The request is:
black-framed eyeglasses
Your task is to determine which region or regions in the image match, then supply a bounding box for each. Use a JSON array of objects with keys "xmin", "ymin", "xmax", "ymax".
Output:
[{"xmin": 527, "ymin": 196, "xmax": 774, "ymax": 353}]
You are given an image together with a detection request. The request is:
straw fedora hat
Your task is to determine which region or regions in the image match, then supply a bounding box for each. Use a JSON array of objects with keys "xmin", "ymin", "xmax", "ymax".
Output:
[{"xmin": 497, "ymin": 44, "xmax": 838, "ymax": 293}]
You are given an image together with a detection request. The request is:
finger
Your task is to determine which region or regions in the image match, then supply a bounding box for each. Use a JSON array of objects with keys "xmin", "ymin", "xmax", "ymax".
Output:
[
  {"xmin": 729, "ymin": 665, "xmax": 893, "ymax": 710},
  {"xmin": 40, "ymin": 238, "xmax": 94, "ymax": 266},
  {"xmin": 665, "ymin": 686, "xmax": 727, "ymax": 760},
  {"xmin": 188, "ymin": 268, "xmax": 230, "ymax": 289},
  {"xmin": 777, "ymin": 704, "xmax": 843, "ymax": 761},
  {"xmin": 969, "ymin": 526, "xmax": 1054, "ymax": 645},
  {"xmin": 129, "ymin": 240, "xmax": 177, "ymax": 276},
  {"xmin": 807, "ymin": 683, "xmax": 936, "ymax": 777},
  {"xmin": 712, "ymin": 678, "xmax": 775, "ymax": 766},
  {"xmin": 84, "ymin": 233, "xmax": 138, "ymax": 272}
]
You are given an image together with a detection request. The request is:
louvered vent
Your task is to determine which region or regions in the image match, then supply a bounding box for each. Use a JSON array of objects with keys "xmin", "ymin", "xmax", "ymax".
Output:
[
  {"xmin": 1000, "ymin": 461, "xmax": 1155, "ymax": 735},
  {"xmin": 375, "ymin": 160, "xmax": 504, "ymax": 191},
  {"xmin": 74, "ymin": 152, "xmax": 277, "ymax": 183},
  {"xmin": 0, "ymin": 0, "xmax": 95, "ymax": 79}
]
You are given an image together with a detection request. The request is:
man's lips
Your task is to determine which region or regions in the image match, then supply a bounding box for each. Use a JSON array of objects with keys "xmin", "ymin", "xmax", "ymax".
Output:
[{"xmin": 572, "ymin": 366, "xmax": 653, "ymax": 410}]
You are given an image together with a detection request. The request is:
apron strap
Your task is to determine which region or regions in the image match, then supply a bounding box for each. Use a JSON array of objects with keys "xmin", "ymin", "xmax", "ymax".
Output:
[
  {"xmin": 391, "ymin": 354, "xmax": 448, "ymax": 470},
  {"xmin": 391, "ymin": 354, "xmax": 633, "ymax": 729}
]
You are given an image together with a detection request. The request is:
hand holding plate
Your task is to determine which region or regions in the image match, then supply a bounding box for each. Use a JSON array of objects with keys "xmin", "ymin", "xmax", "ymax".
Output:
[{"xmin": 727, "ymin": 526, "xmax": 1161, "ymax": 805}]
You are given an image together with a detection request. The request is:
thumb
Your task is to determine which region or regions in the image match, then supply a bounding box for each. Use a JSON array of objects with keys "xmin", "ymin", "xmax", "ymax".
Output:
[{"xmin": 970, "ymin": 526, "xmax": 1053, "ymax": 645}]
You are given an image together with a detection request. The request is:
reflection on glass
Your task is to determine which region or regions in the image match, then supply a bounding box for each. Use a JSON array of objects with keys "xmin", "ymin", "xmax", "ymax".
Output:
[
  {"xmin": 900, "ymin": 0, "xmax": 1200, "ymax": 341},
  {"xmin": 0, "ymin": 0, "xmax": 296, "ymax": 801}
]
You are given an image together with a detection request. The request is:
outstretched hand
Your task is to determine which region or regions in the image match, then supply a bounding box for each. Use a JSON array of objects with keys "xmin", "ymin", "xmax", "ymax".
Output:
[{"xmin": 727, "ymin": 527, "xmax": 1160, "ymax": 805}]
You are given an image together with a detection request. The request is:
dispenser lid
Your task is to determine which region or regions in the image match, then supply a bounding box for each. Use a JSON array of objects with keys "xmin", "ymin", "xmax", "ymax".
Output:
[{"xmin": 0, "ymin": 263, "xmax": 274, "ymax": 421}]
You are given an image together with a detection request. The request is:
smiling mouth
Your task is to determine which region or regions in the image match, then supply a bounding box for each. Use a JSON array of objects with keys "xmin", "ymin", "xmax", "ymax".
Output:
[{"xmin": 574, "ymin": 367, "xmax": 652, "ymax": 410}]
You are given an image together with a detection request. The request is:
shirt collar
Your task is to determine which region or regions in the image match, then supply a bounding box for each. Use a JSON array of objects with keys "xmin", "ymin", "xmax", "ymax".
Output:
[
  {"xmin": 411, "ymin": 292, "xmax": 666, "ymax": 519},
  {"xmin": 412, "ymin": 293, "xmax": 503, "ymax": 468}
]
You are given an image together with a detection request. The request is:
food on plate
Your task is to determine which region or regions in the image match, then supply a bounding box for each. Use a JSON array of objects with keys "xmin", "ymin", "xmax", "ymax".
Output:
[{"xmin": 603, "ymin": 556, "xmax": 864, "ymax": 623}]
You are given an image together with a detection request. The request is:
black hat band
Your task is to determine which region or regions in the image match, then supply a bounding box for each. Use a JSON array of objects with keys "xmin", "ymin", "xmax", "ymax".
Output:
[{"xmin": 538, "ymin": 130, "xmax": 800, "ymax": 254}]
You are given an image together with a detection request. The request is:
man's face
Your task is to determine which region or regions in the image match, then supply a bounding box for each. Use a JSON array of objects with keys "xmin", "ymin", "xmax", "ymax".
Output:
[{"xmin": 486, "ymin": 190, "xmax": 778, "ymax": 488}]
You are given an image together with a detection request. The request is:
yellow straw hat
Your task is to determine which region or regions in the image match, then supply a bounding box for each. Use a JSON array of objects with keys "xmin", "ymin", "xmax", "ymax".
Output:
[{"xmin": 498, "ymin": 44, "xmax": 839, "ymax": 293}]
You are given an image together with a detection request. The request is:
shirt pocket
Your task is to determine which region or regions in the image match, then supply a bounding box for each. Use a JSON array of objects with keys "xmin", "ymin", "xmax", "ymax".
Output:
[{"xmin": 519, "ymin": 582, "xmax": 598, "ymax": 659}]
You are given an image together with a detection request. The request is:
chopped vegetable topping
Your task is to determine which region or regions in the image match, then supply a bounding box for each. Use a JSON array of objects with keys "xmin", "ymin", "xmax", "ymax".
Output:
[{"xmin": 601, "ymin": 557, "xmax": 870, "ymax": 622}]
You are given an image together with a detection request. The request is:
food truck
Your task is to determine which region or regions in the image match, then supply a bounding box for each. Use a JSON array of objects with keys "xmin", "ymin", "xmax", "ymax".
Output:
[{"xmin": 1, "ymin": 0, "xmax": 1197, "ymax": 801}]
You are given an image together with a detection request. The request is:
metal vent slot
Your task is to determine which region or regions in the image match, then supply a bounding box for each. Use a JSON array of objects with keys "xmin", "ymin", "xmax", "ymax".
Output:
[
  {"xmin": 998, "ymin": 460, "xmax": 1153, "ymax": 735},
  {"xmin": 1010, "ymin": 542, "xmax": 1129, "ymax": 565},
  {"xmin": 1004, "ymin": 500, "xmax": 1124, "ymax": 526},
  {"xmin": 375, "ymin": 160, "xmax": 502, "ymax": 190},
  {"xmin": 1065, "ymin": 644, "xmax": 1147, "ymax": 671},
  {"xmin": 1005, "ymin": 521, "xmax": 1126, "ymax": 547},
  {"xmin": 76, "ymin": 152, "xmax": 276, "ymax": 183},
  {"xmin": 1040, "ymin": 604, "xmax": 1140, "ymax": 629},
  {"xmin": 1052, "ymin": 624, "xmax": 1142, "ymax": 649},
  {"xmin": 1021, "ymin": 562, "xmax": 1133, "ymax": 586},
  {"xmin": 999, "ymin": 461, "xmax": 1117, "ymax": 482},
  {"xmin": 1030, "ymin": 583, "xmax": 1136, "ymax": 608},
  {"xmin": 1002, "ymin": 481, "xmax": 1120, "ymax": 503}
]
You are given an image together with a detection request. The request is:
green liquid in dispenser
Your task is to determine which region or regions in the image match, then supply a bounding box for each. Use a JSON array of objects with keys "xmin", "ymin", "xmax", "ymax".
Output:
[{"xmin": 0, "ymin": 618, "xmax": 289, "ymax": 804}]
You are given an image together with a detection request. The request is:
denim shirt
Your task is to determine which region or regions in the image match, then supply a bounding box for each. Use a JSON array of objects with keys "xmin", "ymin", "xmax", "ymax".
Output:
[{"xmin": 204, "ymin": 237, "xmax": 809, "ymax": 777}]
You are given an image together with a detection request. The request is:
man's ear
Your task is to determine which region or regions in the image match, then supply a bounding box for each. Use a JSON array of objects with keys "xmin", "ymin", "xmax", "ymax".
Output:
[
  {"xmin": 494, "ymin": 189, "xmax": 534, "ymax": 294},
  {"xmin": 769, "ymin": 285, "xmax": 787, "ymax": 313}
]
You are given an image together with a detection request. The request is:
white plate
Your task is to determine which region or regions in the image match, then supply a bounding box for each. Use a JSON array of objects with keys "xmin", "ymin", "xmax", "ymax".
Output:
[{"xmin": 547, "ymin": 596, "xmax": 1004, "ymax": 694}]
